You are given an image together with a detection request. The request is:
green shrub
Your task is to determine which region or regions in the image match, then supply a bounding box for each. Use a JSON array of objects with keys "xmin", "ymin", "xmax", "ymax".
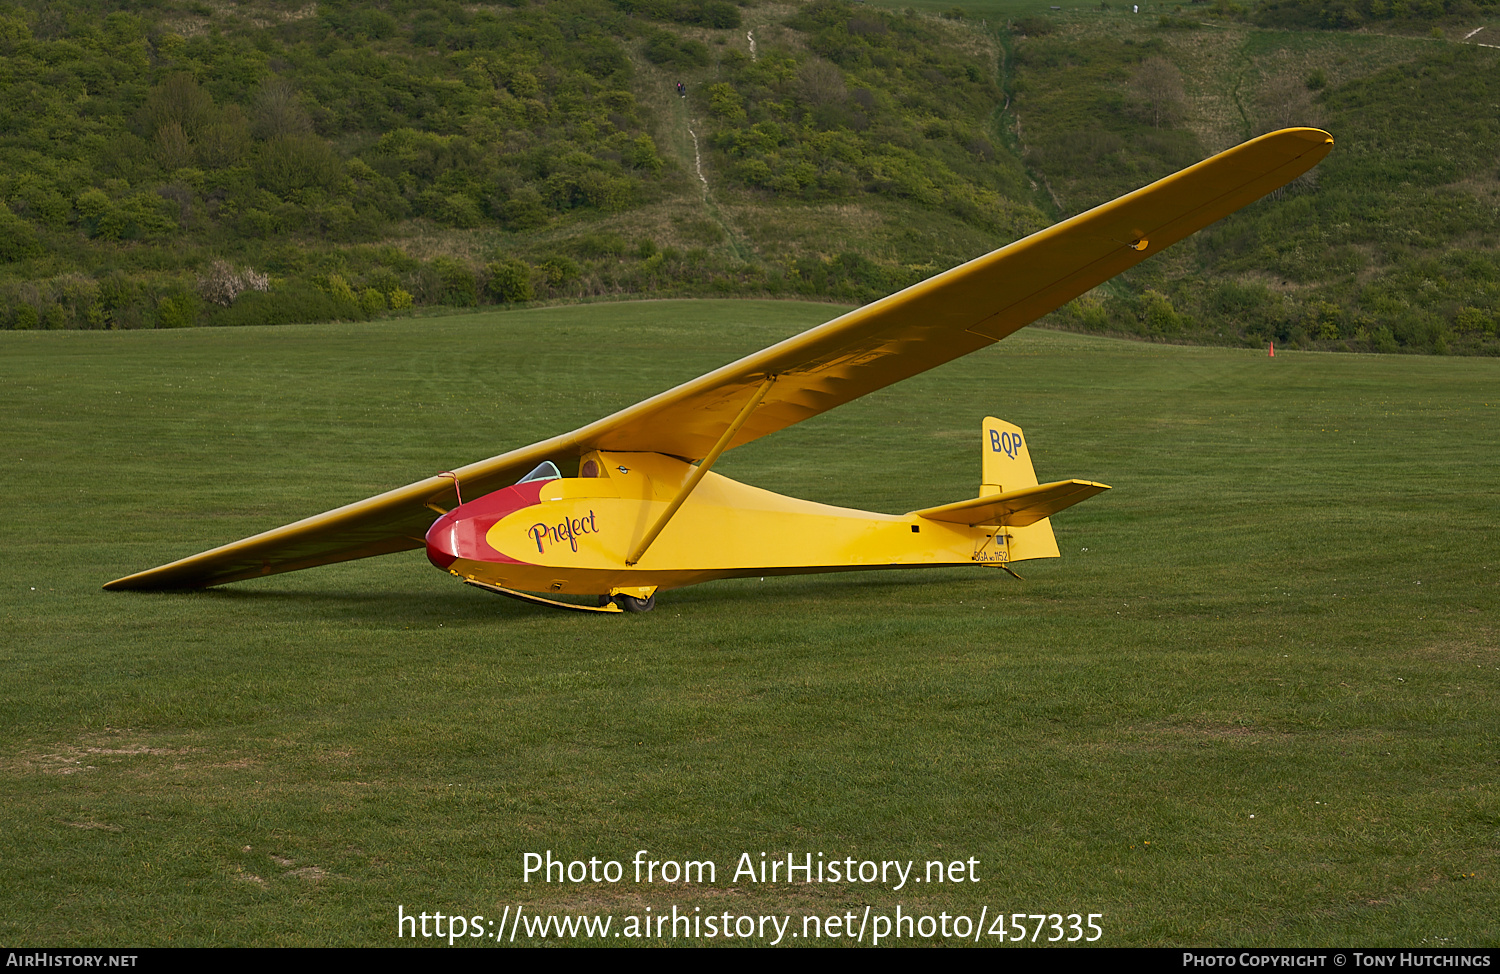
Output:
[
  {"xmin": 318, "ymin": 273, "xmax": 359, "ymax": 305},
  {"xmin": 431, "ymin": 258, "xmax": 478, "ymax": 306},
  {"xmin": 1307, "ymin": 301, "xmax": 1345, "ymax": 341},
  {"xmin": 577, "ymin": 171, "xmax": 635, "ymax": 212},
  {"xmin": 1455, "ymin": 306, "xmax": 1496, "ymax": 336},
  {"xmin": 644, "ymin": 30, "xmax": 710, "ymax": 69},
  {"xmin": 155, "ymin": 292, "xmax": 201, "ymax": 329},
  {"xmin": 572, "ymin": 233, "xmax": 627, "ymax": 258},
  {"xmin": 432, "ymin": 193, "xmax": 483, "ymax": 229},
  {"xmin": 0, "ymin": 206, "xmax": 42, "ymax": 262},
  {"xmin": 614, "ymin": 0, "xmax": 740, "ymax": 28},
  {"xmin": 204, "ymin": 284, "xmax": 364, "ymax": 327},
  {"xmin": 627, "ymin": 135, "xmax": 665, "ymax": 174},
  {"xmin": 707, "ymin": 83, "xmax": 747, "ymax": 122},
  {"xmin": 1071, "ymin": 294, "xmax": 1110, "ymax": 331},
  {"xmin": 256, "ymin": 135, "xmax": 344, "ymax": 199},
  {"xmin": 1142, "ymin": 290, "xmax": 1185, "ymax": 336},
  {"xmin": 486, "ymin": 259, "xmax": 534, "ymax": 303},
  {"xmin": 495, "ymin": 188, "xmax": 549, "ymax": 230},
  {"xmin": 697, "ymin": 1, "xmax": 741, "ymax": 28},
  {"xmin": 540, "ymin": 256, "xmax": 581, "ymax": 290}
]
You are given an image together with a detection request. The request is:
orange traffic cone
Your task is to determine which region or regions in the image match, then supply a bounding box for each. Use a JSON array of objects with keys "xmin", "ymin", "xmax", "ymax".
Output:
[{"xmin": 1269, "ymin": 341, "xmax": 1275, "ymax": 358}]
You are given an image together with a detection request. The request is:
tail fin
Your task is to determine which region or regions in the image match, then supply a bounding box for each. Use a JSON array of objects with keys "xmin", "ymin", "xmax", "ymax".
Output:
[
  {"xmin": 982, "ymin": 417, "xmax": 1055, "ymax": 562},
  {"xmin": 982, "ymin": 417, "xmax": 1038, "ymax": 495}
]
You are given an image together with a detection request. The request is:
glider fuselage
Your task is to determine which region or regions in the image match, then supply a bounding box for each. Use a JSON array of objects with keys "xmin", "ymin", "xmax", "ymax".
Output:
[{"xmin": 424, "ymin": 450, "xmax": 1050, "ymax": 600}]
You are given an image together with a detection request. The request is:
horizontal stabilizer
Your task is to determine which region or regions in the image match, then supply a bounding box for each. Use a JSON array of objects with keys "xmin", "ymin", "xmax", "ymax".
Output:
[{"xmin": 912, "ymin": 479, "xmax": 1110, "ymax": 527}]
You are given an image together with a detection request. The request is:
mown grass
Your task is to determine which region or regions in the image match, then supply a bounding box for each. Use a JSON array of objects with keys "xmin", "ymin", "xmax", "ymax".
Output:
[{"xmin": 1, "ymin": 303, "xmax": 1496, "ymax": 946}]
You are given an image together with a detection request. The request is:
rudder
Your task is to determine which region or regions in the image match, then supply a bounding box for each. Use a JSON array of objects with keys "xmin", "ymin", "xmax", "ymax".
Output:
[
  {"xmin": 982, "ymin": 417, "xmax": 1039, "ymax": 495},
  {"xmin": 980, "ymin": 417, "xmax": 1058, "ymax": 562}
]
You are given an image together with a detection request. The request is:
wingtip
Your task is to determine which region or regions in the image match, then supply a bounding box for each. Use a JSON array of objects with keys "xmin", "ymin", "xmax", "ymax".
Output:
[
  {"xmin": 1268, "ymin": 126, "xmax": 1333, "ymax": 147},
  {"xmin": 102, "ymin": 574, "xmax": 154, "ymax": 592},
  {"xmin": 102, "ymin": 568, "xmax": 201, "ymax": 592}
]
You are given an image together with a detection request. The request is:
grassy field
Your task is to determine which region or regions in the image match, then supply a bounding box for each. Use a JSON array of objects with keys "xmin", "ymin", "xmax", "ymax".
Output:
[{"xmin": 2, "ymin": 301, "xmax": 1496, "ymax": 946}]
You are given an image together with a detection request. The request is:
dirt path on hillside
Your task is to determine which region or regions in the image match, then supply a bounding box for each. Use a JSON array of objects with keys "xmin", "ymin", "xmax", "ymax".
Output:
[
  {"xmin": 628, "ymin": 36, "xmax": 753, "ymax": 262},
  {"xmin": 670, "ymin": 80, "xmax": 752, "ymax": 261}
]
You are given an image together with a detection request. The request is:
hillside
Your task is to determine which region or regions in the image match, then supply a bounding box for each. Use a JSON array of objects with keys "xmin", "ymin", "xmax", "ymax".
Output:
[
  {"xmin": 1, "ymin": 0, "xmax": 1498, "ymax": 354},
  {"xmin": 1006, "ymin": 5, "xmax": 1500, "ymax": 355}
]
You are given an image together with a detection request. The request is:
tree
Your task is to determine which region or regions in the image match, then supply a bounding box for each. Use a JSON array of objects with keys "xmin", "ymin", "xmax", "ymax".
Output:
[
  {"xmin": 141, "ymin": 74, "xmax": 214, "ymax": 140},
  {"xmin": 256, "ymin": 135, "xmax": 344, "ymax": 199},
  {"xmin": 798, "ymin": 58, "xmax": 847, "ymax": 107},
  {"xmin": 1256, "ymin": 71, "xmax": 1323, "ymax": 134},
  {"xmin": 1253, "ymin": 72, "xmax": 1324, "ymax": 199},
  {"xmin": 197, "ymin": 261, "xmax": 270, "ymax": 306},
  {"xmin": 252, "ymin": 78, "xmax": 312, "ymax": 141},
  {"xmin": 1129, "ymin": 57, "xmax": 1185, "ymax": 129}
]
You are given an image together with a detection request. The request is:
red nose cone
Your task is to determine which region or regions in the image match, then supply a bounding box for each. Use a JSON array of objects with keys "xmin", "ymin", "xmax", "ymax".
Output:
[
  {"xmin": 425, "ymin": 511, "xmax": 462, "ymax": 570},
  {"xmin": 424, "ymin": 480, "xmax": 547, "ymax": 570}
]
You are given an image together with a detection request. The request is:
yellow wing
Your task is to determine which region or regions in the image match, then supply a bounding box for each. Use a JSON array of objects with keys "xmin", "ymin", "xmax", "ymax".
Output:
[{"xmin": 105, "ymin": 127, "xmax": 1332, "ymax": 591}]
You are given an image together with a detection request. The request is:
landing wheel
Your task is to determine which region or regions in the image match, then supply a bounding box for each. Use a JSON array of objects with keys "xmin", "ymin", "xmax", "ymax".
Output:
[{"xmin": 613, "ymin": 593, "xmax": 656, "ymax": 613}]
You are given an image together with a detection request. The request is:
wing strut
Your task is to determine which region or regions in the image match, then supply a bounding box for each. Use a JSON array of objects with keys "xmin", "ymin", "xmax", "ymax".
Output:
[{"xmin": 625, "ymin": 375, "xmax": 776, "ymax": 566}]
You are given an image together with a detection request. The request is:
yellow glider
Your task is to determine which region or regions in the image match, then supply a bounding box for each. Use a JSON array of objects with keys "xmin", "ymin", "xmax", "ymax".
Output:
[{"xmin": 105, "ymin": 128, "xmax": 1333, "ymax": 611}]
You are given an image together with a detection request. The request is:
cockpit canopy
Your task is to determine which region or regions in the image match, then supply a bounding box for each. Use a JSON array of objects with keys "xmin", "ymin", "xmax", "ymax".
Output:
[{"xmin": 514, "ymin": 460, "xmax": 561, "ymax": 485}]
